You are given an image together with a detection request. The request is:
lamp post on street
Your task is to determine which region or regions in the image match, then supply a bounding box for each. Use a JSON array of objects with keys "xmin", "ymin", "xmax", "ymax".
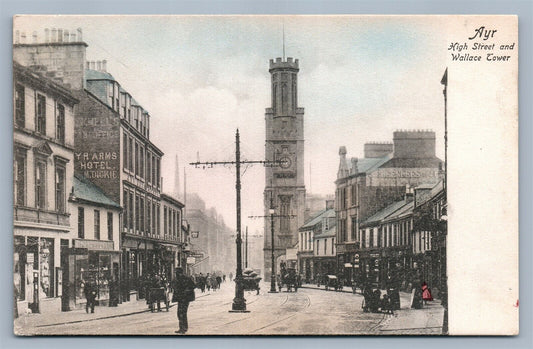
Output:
[{"xmin": 269, "ymin": 196, "xmax": 277, "ymax": 293}]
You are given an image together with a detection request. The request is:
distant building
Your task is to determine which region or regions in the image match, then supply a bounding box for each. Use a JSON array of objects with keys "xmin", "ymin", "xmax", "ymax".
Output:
[
  {"xmin": 335, "ymin": 131, "xmax": 442, "ymax": 281},
  {"xmin": 13, "ymin": 61, "xmax": 79, "ymax": 315},
  {"xmin": 297, "ymin": 202, "xmax": 336, "ymax": 283},
  {"xmin": 160, "ymin": 193, "xmax": 185, "ymax": 280}
]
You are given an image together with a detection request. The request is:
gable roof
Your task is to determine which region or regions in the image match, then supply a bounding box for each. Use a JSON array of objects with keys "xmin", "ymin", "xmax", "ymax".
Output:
[
  {"xmin": 73, "ymin": 174, "xmax": 121, "ymax": 209},
  {"xmin": 300, "ymin": 208, "xmax": 335, "ymax": 231},
  {"xmin": 362, "ymin": 199, "xmax": 410, "ymax": 226},
  {"xmin": 85, "ymin": 69, "xmax": 116, "ymax": 81}
]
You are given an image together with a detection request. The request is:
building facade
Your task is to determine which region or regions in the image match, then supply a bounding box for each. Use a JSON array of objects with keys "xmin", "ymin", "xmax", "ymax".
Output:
[
  {"xmin": 67, "ymin": 174, "xmax": 121, "ymax": 310},
  {"xmin": 335, "ymin": 131, "xmax": 443, "ymax": 282},
  {"xmin": 264, "ymin": 57, "xmax": 306, "ymax": 280},
  {"xmin": 13, "ymin": 28, "xmax": 173, "ymax": 303},
  {"xmin": 13, "ymin": 62, "xmax": 79, "ymax": 315},
  {"xmin": 160, "ymin": 193, "xmax": 185, "ymax": 281}
]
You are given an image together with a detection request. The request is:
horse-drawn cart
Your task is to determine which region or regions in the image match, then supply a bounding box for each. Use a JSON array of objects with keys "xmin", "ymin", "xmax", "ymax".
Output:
[{"xmin": 147, "ymin": 287, "xmax": 170, "ymax": 312}]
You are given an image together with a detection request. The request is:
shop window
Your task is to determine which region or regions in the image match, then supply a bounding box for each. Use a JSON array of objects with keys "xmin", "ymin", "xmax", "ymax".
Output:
[
  {"xmin": 55, "ymin": 165, "xmax": 65, "ymax": 213},
  {"xmin": 107, "ymin": 212, "xmax": 113, "ymax": 240},
  {"xmin": 39, "ymin": 238, "xmax": 54, "ymax": 298},
  {"xmin": 35, "ymin": 159, "xmax": 46, "ymax": 209},
  {"xmin": 56, "ymin": 103, "xmax": 65, "ymax": 143},
  {"xmin": 15, "ymin": 84, "xmax": 25, "ymax": 128},
  {"xmin": 36, "ymin": 94, "xmax": 46, "ymax": 135},
  {"xmin": 14, "ymin": 151, "xmax": 26, "ymax": 206},
  {"xmin": 94, "ymin": 210, "xmax": 100, "ymax": 240},
  {"xmin": 78, "ymin": 207, "xmax": 85, "ymax": 238}
]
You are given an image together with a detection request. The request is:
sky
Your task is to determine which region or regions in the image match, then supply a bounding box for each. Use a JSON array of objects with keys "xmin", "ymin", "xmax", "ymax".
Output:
[{"xmin": 14, "ymin": 15, "xmax": 447, "ymax": 235}]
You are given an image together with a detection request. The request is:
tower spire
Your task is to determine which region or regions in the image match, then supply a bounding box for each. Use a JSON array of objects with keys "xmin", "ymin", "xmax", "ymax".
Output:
[{"xmin": 174, "ymin": 155, "xmax": 181, "ymax": 200}]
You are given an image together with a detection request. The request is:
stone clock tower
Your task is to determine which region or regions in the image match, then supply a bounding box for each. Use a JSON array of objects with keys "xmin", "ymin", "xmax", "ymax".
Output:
[{"xmin": 263, "ymin": 57, "xmax": 306, "ymax": 280}]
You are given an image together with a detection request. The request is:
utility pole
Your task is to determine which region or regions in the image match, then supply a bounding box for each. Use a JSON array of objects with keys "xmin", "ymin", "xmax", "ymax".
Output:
[
  {"xmin": 440, "ymin": 67, "xmax": 448, "ymax": 335},
  {"xmin": 190, "ymin": 129, "xmax": 280, "ymax": 312},
  {"xmin": 248, "ymin": 192, "xmax": 296, "ymax": 293},
  {"xmin": 245, "ymin": 226, "xmax": 248, "ymax": 269}
]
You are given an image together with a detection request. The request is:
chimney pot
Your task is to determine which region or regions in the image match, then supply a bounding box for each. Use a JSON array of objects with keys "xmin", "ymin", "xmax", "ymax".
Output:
[
  {"xmin": 102, "ymin": 59, "xmax": 107, "ymax": 72},
  {"xmin": 58, "ymin": 29, "xmax": 63, "ymax": 42},
  {"xmin": 64, "ymin": 29, "xmax": 69, "ymax": 42},
  {"xmin": 97, "ymin": 61, "xmax": 102, "ymax": 71}
]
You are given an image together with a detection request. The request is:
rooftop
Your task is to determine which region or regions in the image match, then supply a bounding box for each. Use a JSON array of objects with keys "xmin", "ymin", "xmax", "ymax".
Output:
[{"xmin": 72, "ymin": 174, "xmax": 121, "ymax": 209}]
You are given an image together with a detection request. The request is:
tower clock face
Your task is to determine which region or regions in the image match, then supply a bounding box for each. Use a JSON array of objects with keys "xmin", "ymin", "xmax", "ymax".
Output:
[{"xmin": 279, "ymin": 156, "xmax": 292, "ymax": 169}]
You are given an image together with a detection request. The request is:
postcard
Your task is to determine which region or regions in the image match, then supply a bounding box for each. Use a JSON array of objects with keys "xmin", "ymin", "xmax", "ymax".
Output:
[{"xmin": 12, "ymin": 15, "xmax": 518, "ymax": 336}]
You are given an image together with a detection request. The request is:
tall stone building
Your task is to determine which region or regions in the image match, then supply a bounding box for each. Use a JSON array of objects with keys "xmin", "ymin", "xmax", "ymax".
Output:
[{"xmin": 263, "ymin": 57, "xmax": 306, "ymax": 280}]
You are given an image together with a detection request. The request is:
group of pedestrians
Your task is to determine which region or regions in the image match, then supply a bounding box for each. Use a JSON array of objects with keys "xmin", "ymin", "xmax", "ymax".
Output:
[{"xmin": 193, "ymin": 273, "xmax": 223, "ymax": 293}]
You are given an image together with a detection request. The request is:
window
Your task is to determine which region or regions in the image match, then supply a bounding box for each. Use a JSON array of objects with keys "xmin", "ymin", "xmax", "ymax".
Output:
[
  {"xmin": 140, "ymin": 146, "xmax": 144, "ymax": 179},
  {"xmin": 107, "ymin": 212, "xmax": 113, "ymax": 240},
  {"xmin": 152, "ymin": 157, "xmax": 156, "ymax": 186},
  {"xmin": 35, "ymin": 159, "xmax": 46, "ymax": 209},
  {"xmin": 279, "ymin": 196, "xmax": 291, "ymax": 234},
  {"xmin": 123, "ymin": 134, "xmax": 128, "ymax": 171},
  {"xmin": 147, "ymin": 152, "xmax": 152, "ymax": 184},
  {"xmin": 146, "ymin": 200, "xmax": 151, "ymax": 235},
  {"xmin": 351, "ymin": 184, "xmax": 357, "ymax": 206},
  {"xmin": 123, "ymin": 190, "xmax": 128, "ymax": 230},
  {"xmin": 135, "ymin": 194, "xmax": 140, "ymax": 233},
  {"xmin": 156, "ymin": 158, "xmax": 161, "ymax": 187},
  {"xmin": 316, "ymin": 240, "xmax": 320, "ymax": 256},
  {"xmin": 78, "ymin": 207, "xmax": 85, "ymax": 238},
  {"xmin": 164, "ymin": 207, "xmax": 168, "ymax": 235},
  {"xmin": 324, "ymin": 239, "xmax": 327, "ymax": 254},
  {"xmin": 36, "ymin": 94, "xmax": 46, "ymax": 135},
  {"xmin": 14, "ymin": 151, "xmax": 26, "ymax": 206},
  {"xmin": 94, "ymin": 210, "xmax": 100, "ymax": 240},
  {"xmin": 152, "ymin": 202, "xmax": 156, "ymax": 235},
  {"xmin": 332, "ymin": 238, "xmax": 334, "ymax": 254},
  {"xmin": 56, "ymin": 104, "xmax": 65, "ymax": 143},
  {"xmin": 15, "ymin": 84, "xmax": 25, "ymax": 128},
  {"xmin": 156, "ymin": 204, "xmax": 160, "ymax": 237},
  {"xmin": 128, "ymin": 192, "xmax": 133, "ymax": 231},
  {"xmin": 55, "ymin": 165, "xmax": 65, "ymax": 212},
  {"xmin": 139, "ymin": 197, "xmax": 145, "ymax": 234},
  {"xmin": 135, "ymin": 142, "xmax": 139, "ymax": 175},
  {"xmin": 128, "ymin": 138, "xmax": 133, "ymax": 172},
  {"xmin": 351, "ymin": 217, "xmax": 357, "ymax": 241}
]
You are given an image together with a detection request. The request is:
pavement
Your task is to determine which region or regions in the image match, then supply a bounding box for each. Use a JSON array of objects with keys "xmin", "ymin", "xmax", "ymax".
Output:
[
  {"xmin": 14, "ymin": 282, "xmax": 445, "ymax": 335},
  {"xmin": 299, "ymin": 283, "xmax": 445, "ymax": 335}
]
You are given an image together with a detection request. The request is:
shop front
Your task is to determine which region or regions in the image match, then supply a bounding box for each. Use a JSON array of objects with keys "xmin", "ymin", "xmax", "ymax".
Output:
[
  {"xmin": 14, "ymin": 235, "xmax": 62, "ymax": 315},
  {"xmin": 67, "ymin": 239, "xmax": 121, "ymax": 309}
]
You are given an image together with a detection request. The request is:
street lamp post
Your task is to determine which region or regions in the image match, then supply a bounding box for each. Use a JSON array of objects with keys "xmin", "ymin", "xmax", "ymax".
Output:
[{"xmin": 269, "ymin": 196, "xmax": 277, "ymax": 293}]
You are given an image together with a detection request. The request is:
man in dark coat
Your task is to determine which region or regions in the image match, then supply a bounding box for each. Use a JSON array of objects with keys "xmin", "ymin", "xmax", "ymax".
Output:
[
  {"xmin": 172, "ymin": 268, "xmax": 196, "ymax": 334},
  {"xmin": 84, "ymin": 281, "xmax": 97, "ymax": 313}
]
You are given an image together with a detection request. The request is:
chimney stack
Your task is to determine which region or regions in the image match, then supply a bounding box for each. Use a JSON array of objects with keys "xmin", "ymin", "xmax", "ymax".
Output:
[
  {"xmin": 44, "ymin": 28, "xmax": 50, "ymax": 43},
  {"xmin": 77, "ymin": 28, "xmax": 82, "ymax": 41},
  {"xmin": 102, "ymin": 59, "xmax": 107, "ymax": 72}
]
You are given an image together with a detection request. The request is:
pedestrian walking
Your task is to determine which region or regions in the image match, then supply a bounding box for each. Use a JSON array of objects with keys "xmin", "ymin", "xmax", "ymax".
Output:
[
  {"xmin": 229, "ymin": 272, "xmax": 233, "ymax": 282},
  {"xmin": 171, "ymin": 268, "xmax": 196, "ymax": 335},
  {"xmin": 422, "ymin": 281, "xmax": 433, "ymax": 305},
  {"xmin": 84, "ymin": 280, "xmax": 97, "ymax": 314}
]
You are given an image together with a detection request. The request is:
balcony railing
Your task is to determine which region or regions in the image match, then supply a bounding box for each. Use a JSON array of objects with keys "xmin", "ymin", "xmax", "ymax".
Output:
[{"xmin": 14, "ymin": 205, "xmax": 70, "ymax": 226}]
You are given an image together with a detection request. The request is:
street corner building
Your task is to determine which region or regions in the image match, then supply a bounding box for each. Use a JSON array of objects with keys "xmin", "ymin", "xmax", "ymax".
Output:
[
  {"xmin": 334, "ymin": 131, "xmax": 447, "ymax": 294},
  {"xmin": 13, "ymin": 28, "xmax": 190, "ymax": 318}
]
